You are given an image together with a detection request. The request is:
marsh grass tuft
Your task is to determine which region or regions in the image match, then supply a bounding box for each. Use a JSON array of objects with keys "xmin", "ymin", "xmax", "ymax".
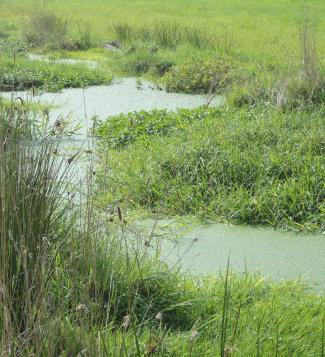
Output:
[
  {"xmin": 22, "ymin": 9, "xmax": 96, "ymax": 51},
  {"xmin": 97, "ymin": 106, "xmax": 325, "ymax": 232},
  {"xmin": 0, "ymin": 103, "xmax": 71, "ymax": 349},
  {"xmin": 111, "ymin": 21, "xmax": 215, "ymax": 50},
  {"xmin": 22, "ymin": 9, "xmax": 69, "ymax": 50}
]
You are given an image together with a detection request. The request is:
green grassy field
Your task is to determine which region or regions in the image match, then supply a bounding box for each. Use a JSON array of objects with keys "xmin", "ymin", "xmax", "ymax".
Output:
[
  {"xmin": 1, "ymin": 0, "xmax": 324, "ymax": 108},
  {"xmin": 1, "ymin": 0, "xmax": 325, "ymax": 66},
  {"xmin": 1, "ymin": 0, "xmax": 325, "ymax": 58}
]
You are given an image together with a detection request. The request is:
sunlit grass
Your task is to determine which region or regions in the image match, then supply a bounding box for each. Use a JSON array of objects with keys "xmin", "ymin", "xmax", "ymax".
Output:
[{"xmin": 97, "ymin": 105, "xmax": 325, "ymax": 232}]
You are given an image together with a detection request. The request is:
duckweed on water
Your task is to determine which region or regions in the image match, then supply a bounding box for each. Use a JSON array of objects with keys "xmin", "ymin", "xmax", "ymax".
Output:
[{"xmin": 3, "ymin": 105, "xmax": 325, "ymax": 356}]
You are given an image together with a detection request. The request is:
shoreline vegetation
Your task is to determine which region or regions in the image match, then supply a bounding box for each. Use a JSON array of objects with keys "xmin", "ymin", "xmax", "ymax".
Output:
[
  {"xmin": 96, "ymin": 105, "xmax": 325, "ymax": 233},
  {"xmin": 0, "ymin": 0, "xmax": 325, "ymax": 355},
  {"xmin": 0, "ymin": 106, "xmax": 324, "ymax": 355}
]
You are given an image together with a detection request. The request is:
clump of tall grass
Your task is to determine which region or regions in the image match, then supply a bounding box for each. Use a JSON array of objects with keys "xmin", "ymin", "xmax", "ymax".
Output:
[
  {"xmin": 274, "ymin": 15, "xmax": 325, "ymax": 111},
  {"xmin": 0, "ymin": 22, "xmax": 17, "ymax": 40},
  {"xmin": 22, "ymin": 9, "xmax": 96, "ymax": 50},
  {"xmin": 0, "ymin": 102, "xmax": 203, "ymax": 353},
  {"xmin": 73, "ymin": 22, "xmax": 94, "ymax": 50},
  {"xmin": 231, "ymin": 14, "xmax": 325, "ymax": 111},
  {"xmin": 22, "ymin": 9, "xmax": 69, "ymax": 50},
  {"xmin": 119, "ymin": 44, "xmax": 174, "ymax": 76},
  {"xmin": 111, "ymin": 21, "xmax": 215, "ymax": 49},
  {"xmin": 0, "ymin": 103, "xmax": 71, "ymax": 349},
  {"xmin": 97, "ymin": 105, "xmax": 325, "ymax": 232}
]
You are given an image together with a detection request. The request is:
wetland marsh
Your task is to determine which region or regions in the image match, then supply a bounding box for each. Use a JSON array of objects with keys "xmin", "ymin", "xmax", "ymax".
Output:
[{"xmin": 0, "ymin": 0, "xmax": 325, "ymax": 355}]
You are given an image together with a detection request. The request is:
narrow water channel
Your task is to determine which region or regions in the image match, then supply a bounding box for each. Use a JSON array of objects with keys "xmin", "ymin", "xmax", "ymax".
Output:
[
  {"xmin": 1, "ymin": 77, "xmax": 221, "ymax": 182},
  {"xmin": 1, "ymin": 77, "xmax": 222, "ymax": 138},
  {"xmin": 1, "ymin": 77, "xmax": 324, "ymax": 290}
]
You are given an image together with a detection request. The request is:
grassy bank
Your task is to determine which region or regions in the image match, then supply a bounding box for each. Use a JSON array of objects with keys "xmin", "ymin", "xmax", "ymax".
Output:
[
  {"xmin": 0, "ymin": 53, "xmax": 112, "ymax": 92},
  {"xmin": 96, "ymin": 105, "xmax": 325, "ymax": 232},
  {"xmin": 1, "ymin": 1, "xmax": 324, "ymax": 96},
  {"xmin": 0, "ymin": 105, "xmax": 325, "ymax": 356}
]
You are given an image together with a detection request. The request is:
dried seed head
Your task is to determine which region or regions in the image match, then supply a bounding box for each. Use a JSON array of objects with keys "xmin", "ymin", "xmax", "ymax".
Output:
[
  {"xmin": 190, "ymin": 330, "xmax": 200, "ymax": 342},
  {"xmin": 224, "ymin": 346, "xmax": 238, "ymax": 356},
  {"xmin": 147, "ymin": 344, "xmax": 159, "ymax": 354},
  {"xmin": 122, "ymin": 314, "xmax": 131, "ymax": 329},
  {"xmin": 155, "ymin": 312, "xmax": 163, "ymax": 321},
  {"xmin": 75, "ymin": 304, "xmax": 87, "ymax": 312}
]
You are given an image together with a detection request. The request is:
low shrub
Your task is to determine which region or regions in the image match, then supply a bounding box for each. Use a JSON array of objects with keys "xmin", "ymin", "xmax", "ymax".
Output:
[
  {"xmin": 22, "ymin": 10, "xmax": 70, "ymax": 50},
  {"xmin": 162, "ymin": 57, "xmax": 239, "ymax": 94}
]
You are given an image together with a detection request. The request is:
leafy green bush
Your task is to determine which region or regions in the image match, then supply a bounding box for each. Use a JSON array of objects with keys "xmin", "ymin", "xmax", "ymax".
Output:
[
  {"xmin": 96, "ymin": 107, "xmax": 219, "ymax": 148},
  {"xmin": 162, "ymin": 57, "xmax": 239, "ymax": 94}
]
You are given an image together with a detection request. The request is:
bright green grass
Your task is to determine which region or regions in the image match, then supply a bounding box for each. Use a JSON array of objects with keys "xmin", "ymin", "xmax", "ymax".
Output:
[
  {"xmin": 97, "ymin": 106, "xmax": 325, "ymax": 232},
  {"xmin": 2, "ymin": 1, "xmax": 325, "ymax": 53},
  {"xmin": 1, "ymin": 0, "xmax": 325, "ymax": 65},
  {"xmin": 26, "ymin": 268, "xmax": 325, "ymax": 356},
  {"xmin": 1, "ymin": 0, "xmax": 324, "ymax": 102},
  {"xmin": 96, "ymin": 107, "xmax": 220, "ymax": 148}
]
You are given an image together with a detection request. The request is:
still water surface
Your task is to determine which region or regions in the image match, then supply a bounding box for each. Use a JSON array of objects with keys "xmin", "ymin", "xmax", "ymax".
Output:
[{"xmin": 151, "ymin": 220, "xmax": 325, "ymax": 290}]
